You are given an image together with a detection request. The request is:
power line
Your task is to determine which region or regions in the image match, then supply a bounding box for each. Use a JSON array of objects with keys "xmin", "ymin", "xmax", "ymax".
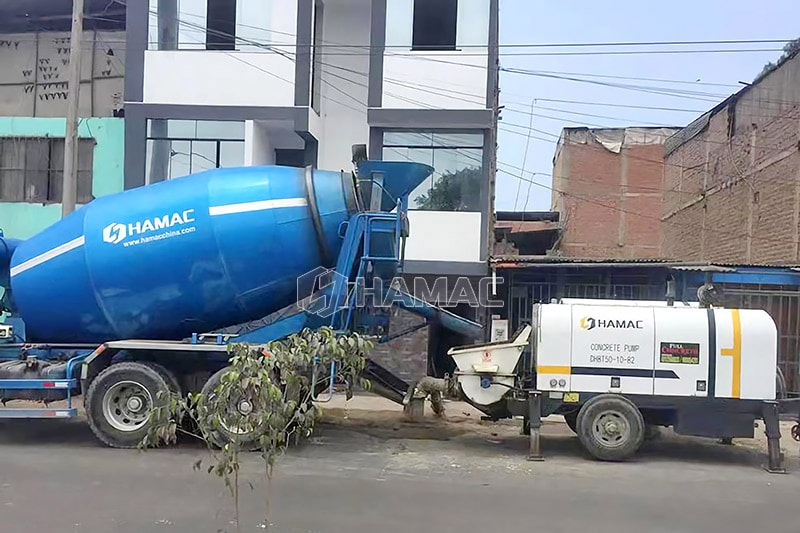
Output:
[
  {"xmin": 506, "ymin": 106, "xmax": 675, "ymax": 128},
  {"xmin": 494, "ymin": 48, "xmax": 784, "ymax": 57},
  {"xmin": 502, "ymin": 68, "xmax": 727, "ymax": 102},
  {"xmin": 136, "ymin": 18, "xmax": 793, "ymax": 50},
  {"xmin": 528, "ymin": 98, "xmax": 707, "ymax": 113},
  {"xmin": 149, "ymin": 14, "xmax": 798, "ymax": 194},
  {"xmin": 514, "ymin": 99, "xmax": 536, "ymax": 211},
  {"xmin": 524, "ymin": 70, "xmax": 742, "ymax": 88},
  {"xmin": 494, "ymin": 39, "xmax": 794, "ymax": 48}
]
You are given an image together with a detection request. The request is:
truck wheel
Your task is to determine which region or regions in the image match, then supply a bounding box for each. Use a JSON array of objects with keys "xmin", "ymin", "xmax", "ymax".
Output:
[
  {"xmin": 85, "ymin": 362, "xmax": 169, "ymax": 449},
  {"xmin": 198, "ymin": 367, "xmax": 268, "ymax": 450},
  {"xmin": 576, "ymin": 394, "xmax": 645, "ymax": 462},
  {"xmin": 563, "ymin": 410, "xmax": 578, "ymax": 434},
  {"xmin": 142, "ymin": 362, "xmax": 182, "ymax": 397}
]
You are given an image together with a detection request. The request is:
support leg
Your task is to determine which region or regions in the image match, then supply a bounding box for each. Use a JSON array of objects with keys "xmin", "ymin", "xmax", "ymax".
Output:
[
  {"xmin": 763, "ymin": 401, "xmax": 787, "ymax": 474},
  {"xmin": 527, "ymin": 391, "xmax": 543, "ymax": 462}
]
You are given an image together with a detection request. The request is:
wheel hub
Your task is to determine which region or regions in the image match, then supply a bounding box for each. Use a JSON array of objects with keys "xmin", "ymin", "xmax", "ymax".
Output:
[
  {"xmin": 592, "ymin": 410, "xmax": 630, "ymax": 448},
  {"xmin": 127, "ymin": 396, "xmax": 144, "ymax": 413},
  {"xmin": 238, "ymin": 400, "xmax": 253, "ymax": 416},
  {"xmin": 102, "ymin": 380, "xmax": 154, "ymax": 433}
]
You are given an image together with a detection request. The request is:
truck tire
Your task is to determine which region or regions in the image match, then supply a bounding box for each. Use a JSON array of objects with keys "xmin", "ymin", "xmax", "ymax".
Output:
[
  {"xmin": 576, "ymin": 394, "xmax": 645, "ymax": 462},
  {"xmin": 85, "ymin": 362, "xmax": 170, "ymax": 449},
  {"xmin": 141, "ymin": 362, "xmax": 182, "ymax": 397},
  {"xmin": 198, "ymin": 367, "xmax": 269, "ymax": 451}
]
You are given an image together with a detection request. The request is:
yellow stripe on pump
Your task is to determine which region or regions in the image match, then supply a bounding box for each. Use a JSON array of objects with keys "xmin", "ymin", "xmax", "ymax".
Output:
[
  {"xmin": 721, "ymin": 309, "xmax": 742, "ymax": 398},
  {"xmin": 538, "ymin": 365, "xmax": 572, "ymax": 374}
]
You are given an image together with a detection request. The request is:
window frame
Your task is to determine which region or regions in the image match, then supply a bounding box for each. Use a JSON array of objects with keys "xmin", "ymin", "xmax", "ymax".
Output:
[
  {"xmin": 0, "ymin": 136, "xmax": 95, "ymax": 205},
  {"xmin": 411, "ymin": 0, "xmax": 459, "ymax": 52},
  {"xmin": 381, "ymin": 129, "xmax": 485, "ymax": 212},
  {"xmin": 145, "ymin": 119, "xmax": 246, "ymax": 182}
]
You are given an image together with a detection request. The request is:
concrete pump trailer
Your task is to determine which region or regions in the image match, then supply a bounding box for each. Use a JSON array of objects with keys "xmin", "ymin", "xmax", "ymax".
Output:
[{"xmin": 449, "ymin": 298, "xmax": 796, "ymax": 472}]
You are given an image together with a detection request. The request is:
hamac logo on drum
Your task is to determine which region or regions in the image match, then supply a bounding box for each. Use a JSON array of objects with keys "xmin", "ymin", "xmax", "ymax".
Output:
[{"xmin": 102, "ymin": 223, "xmax": 127, "ymax": 244}]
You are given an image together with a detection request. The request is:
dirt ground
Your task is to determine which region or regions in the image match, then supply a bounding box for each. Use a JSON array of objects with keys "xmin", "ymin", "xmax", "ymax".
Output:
[{"xmin": 319, "ymin": 392, "xmax": 800, "ymax": 460}]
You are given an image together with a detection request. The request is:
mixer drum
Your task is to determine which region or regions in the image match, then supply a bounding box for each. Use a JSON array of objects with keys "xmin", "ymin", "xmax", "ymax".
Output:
[{"xmin": 8, "ymin": 165, "xmax": 359, "ymax": 343}]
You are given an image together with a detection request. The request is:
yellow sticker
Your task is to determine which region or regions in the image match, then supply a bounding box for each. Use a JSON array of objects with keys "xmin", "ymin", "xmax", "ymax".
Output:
[{"xmin": 563, "ymin": 392, "xmax": 579, "ymax": 403}]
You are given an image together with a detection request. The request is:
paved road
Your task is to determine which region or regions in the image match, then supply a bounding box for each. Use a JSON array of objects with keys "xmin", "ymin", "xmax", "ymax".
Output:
[{"xmin": 1, "ymin": 409, "xmax": 800, "ymax": 533}]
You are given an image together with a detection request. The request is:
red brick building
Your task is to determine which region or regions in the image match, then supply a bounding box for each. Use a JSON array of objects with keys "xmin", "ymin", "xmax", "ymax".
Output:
[
  {"xmin": 661, "ymin": 51, "xmax": 800, "ymax": 263},
  {"xmin": 551, "ymin": 127, "xmax": 680, "ymax": 258}
]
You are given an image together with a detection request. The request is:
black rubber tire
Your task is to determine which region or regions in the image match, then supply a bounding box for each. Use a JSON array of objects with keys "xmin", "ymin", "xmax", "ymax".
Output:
[
  {"xmin": 576, "ymin": 394, "xmax": 645, "ymax": 462},
  {"xmin": 141, "ymin": 362, "xmax": 182, "ymax": 396},
  {"xmin": 563, "ymin": 410, "xmax": 578, "ymax": 434},
  {"xmin": 85, "ymin": 362, "xmax": 169, "ymax": 449},
  {"xmin": 199, "ymin": 367, "xmax": 268, "ymax": 450}
]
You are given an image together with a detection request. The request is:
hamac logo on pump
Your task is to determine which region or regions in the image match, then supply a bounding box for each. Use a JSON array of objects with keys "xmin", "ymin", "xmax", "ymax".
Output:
[{"xmin": 580, "ymin": 316, "xmax": 643, "ymax": 330}]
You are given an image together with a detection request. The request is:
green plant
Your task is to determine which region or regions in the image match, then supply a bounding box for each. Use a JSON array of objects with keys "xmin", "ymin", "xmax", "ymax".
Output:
[
  {"xmin": 415, "ymin": 166, "xmax": 482, "ymax": 211},
  {"xmin": 755, "ymin": 37, "xmax": 800, "ymax": 81},
  {"xmin": 141, "ymin": 327, "xmax": 374, "ymax": 532}
]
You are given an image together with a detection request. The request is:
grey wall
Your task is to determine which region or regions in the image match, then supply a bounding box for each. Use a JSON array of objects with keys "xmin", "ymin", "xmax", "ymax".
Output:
[{"xmin": 0, "ymin": 31, "xmax": 126, "ymax": 117}]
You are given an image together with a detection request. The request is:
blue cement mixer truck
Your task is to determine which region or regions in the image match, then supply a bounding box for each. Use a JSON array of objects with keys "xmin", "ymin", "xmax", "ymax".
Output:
[{"xmin": 0, "ymin": 156, "xmax": 483, "ymax": 448}]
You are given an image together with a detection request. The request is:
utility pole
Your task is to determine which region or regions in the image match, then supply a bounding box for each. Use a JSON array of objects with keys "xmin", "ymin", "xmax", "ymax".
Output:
[
  {"xmin": 62, "ymin": 0, "xmax": 85, "ymax": 217},
  {"xmin": 149, "ymin": 0, "xmax": 179, "ymax": 184}
]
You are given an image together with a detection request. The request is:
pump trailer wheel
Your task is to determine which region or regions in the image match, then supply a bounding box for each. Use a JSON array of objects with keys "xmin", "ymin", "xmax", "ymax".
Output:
[
  {"xmin": 85, "ymin": 362, "xmax": 170, "ymax": 449},
  {"xmin": 576, "ymin": 394, "xmax": 645, "ymax": 462}
]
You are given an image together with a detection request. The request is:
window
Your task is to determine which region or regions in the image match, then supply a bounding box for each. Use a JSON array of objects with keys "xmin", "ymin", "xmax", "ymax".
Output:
[
  {"xmin": 275, "ymin": 149, "xmax": 306, "ymax": 168},
  {"xmin": 0, "ymin": 137, "xmax": 94, "ymax": 204},
  {"xmin": 412, "ymin": 0, "xmax": 458, "ymax": 51},
  {"xmin": 206, "ymin": 0, "xmax": 237, "ymax": 50},
  {"xmin": 148, "ymin": 0, "xmax": 274, "ymax": 51},
  {"xmin": 145, "ymin": 120, "xmax": 245, "ymax": 183},
  {"xmin": 382, "ymin": 131, "xmax": 483, "ymax": 212}
]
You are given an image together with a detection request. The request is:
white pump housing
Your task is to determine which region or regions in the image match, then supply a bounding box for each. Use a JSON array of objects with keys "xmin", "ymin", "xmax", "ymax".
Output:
[{"xmin": 535, "ymin": 302, "xmax": 778, "ymax": 400}]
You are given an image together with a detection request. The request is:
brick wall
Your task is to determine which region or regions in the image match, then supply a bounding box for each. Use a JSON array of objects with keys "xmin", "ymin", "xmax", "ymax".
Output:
[
  {"xmin": 552, "ymin": 127, "xmax": 679, "ymax": 259},
  {"xmin": 368, "ymin": 275, "xmax": 484, "ymax": 383},
  {"xmin": 368, "ymin": 307, "xmax": 429, "ymax": 383},
  {"xmin": 662, "ymin": 53, "xmax": 800, "ymax": 263}
]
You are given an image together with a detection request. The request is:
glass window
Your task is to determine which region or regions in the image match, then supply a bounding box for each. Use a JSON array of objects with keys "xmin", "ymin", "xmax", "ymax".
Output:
[
  {"xmin": 382, "ymin": 130, "xmax": 484, "ymax": 212},
  {"xmin": 148, "ymin": 0, "xmax": 274, "ymax": 51},
  {"xmin": 145, "ymin": 119, "xmax": 245, "ymax": 183},
  {"xmin": 195, "ymin": 120, "xmax": 246, "ymax": 140},
  {"xmin": 412, "ymin": 0, "xmax": 458, "ymax": 51},
  {"xmin": 220, "ymin": 141, "xmax": 246, "ymax": 167}
]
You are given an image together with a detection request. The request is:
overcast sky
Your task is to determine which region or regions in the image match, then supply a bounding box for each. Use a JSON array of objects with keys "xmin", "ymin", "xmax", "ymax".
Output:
[{"xmin": 495, "ymin": 0, "xmax": 800, "ymax": 212}]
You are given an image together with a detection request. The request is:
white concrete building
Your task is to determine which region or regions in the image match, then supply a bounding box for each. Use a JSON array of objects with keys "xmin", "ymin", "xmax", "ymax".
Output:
[{"xmin": 124, "ymin": 0, "xmax": 498, "ymax": 277}]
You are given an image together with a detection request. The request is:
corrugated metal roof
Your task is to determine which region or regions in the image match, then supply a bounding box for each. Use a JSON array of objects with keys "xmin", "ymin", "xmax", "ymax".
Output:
[{"xmin": 490, "ymin": 255, "xmax": 800, "ymax": 271}]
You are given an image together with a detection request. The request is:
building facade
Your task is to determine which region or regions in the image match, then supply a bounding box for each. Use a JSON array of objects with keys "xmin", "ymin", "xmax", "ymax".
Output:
[
  {"xmin": 662, "ymin": 51, "xmax": 800, "ymax": 263},
  {"xmin": 551, "ymin": 126, "xmax": 680, "ymax": 259},
  {"xmin": 124, "ymin": 0, "xmax": 498, "ymax": 278},
  {"xmin": 0, "ymin": 3, "xmax": 126, "ymax": 239}
]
